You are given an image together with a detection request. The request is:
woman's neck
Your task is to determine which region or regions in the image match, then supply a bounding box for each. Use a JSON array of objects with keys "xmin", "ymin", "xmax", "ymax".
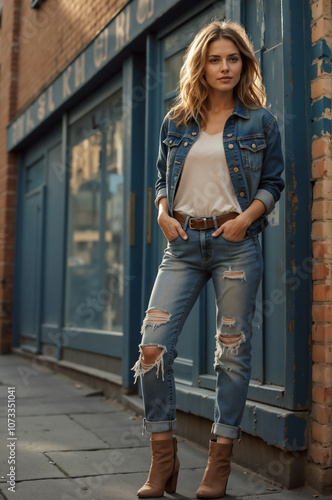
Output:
[{"xmin": 206, "ymin": 90, "xmax": 236, "ymax": 113}]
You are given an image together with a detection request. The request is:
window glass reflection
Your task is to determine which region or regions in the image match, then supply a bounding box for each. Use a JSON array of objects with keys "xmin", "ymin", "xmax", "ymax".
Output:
[{"xmin": 65, "ymin": 91, "xmax": 123, "ymax": 332}]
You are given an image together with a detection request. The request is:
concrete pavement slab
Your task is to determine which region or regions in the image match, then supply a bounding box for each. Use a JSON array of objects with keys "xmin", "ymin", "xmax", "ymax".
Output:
[
  {"xmin": 0, "ymin": 388, "xmax": 123, "ymax": 418},
  {"xmin": 46, "ymin": 441, "xmax": 208, "ymax": 478},
  {"xmin": 15, "ymin": 414, "xmax": 109, "ymax": 452},
  {"xmin": 0, "ymin": 446, "xmax": 65, "ymax": 483},
  {"xmin": 0, "ymin": 354, "xmax": 325, "ymax": 500},
  {"xmin": 0, "ymin": 477, "xmax": 94, "ymax": 500},
  {"xmin": 70, "ymin": 412, "xmax": 150, "ymax": 449},
  {"xmin": 0, "ymin": 397, "xmax": 120, "ymax": 418},
  {"xmin": 3, "ymin": 470, "xmax": 317, "ymax": 500}
]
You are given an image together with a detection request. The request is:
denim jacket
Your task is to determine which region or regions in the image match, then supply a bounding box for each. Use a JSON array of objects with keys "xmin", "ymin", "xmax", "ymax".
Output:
[{"xmin": 155, "ymin": 97, "xmax": 285, "ymax": 238}]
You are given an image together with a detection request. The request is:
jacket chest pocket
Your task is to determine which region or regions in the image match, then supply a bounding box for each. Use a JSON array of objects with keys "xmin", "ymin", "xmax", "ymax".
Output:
[
  {"xmin": 163, "ymin": 135, "xmax": 183, "ymax": 169},
  {"xmin": 238, "ymin": 138, "xmax": 266, "ymax": 172}
]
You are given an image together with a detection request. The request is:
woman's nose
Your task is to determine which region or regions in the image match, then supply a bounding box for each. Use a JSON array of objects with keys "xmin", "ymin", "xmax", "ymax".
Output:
[{"xmin": 220, "ymin": 60, "xmax": 229, "ymax": 71}]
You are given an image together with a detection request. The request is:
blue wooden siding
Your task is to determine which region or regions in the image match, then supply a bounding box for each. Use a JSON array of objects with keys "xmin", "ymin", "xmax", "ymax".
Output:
[{"xmin": 12, "ymin": 0, "xmax": 311, "ymax": 451}]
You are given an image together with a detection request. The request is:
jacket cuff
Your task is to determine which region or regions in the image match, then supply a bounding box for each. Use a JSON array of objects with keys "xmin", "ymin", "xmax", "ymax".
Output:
[
  {"xmin": 254, "ymin": 189, "xmax": 275, "ymax": 215},
  {"xmin": 155, "ymin": 189, "xmax": 167, "ymax": 208}
]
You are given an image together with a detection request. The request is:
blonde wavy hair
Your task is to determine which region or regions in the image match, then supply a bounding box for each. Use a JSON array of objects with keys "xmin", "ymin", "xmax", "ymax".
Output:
[{"xmin": 169, "ymin": 20, "xmax": 266, "ymax": 127}]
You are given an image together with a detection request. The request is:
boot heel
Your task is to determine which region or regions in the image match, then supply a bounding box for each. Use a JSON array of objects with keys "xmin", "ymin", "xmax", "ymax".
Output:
[{"xmin": 165, "ymin": 470, "xmax": 179, "ymax": 493}]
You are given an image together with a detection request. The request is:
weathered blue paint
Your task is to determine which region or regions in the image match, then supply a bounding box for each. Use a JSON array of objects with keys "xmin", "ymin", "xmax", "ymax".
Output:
[
  {"xmin": 7, "ymin": 0, "xmax": 181, "ymax": 151},
  {"xmin": 122, "ymin": 55, "xmax": 146, "ymax": 389},
  {"xmin": 175, "ymin": 383, "xmax": 308, "ymax": 451},
  {"xmin": 311, "ymin": 97, "xmax": 332, "ymax": 119},
  {"xmin": 312, "ymin": 118, "xmax": 332, "ymax": 137},
  {"xmin": 311, "ymin": 38, "xmax": 331, "ymax": 60},
  {"xmin": 282, "ymin": 0, "xmax": 312, "ymax": 410},
  {"xmin": 141, "ymin": 33, "xmax": 164, "ymax": 314},
  {"xmin": 320, "ymin": 57, "xmax": 332, "ymax": 73}
]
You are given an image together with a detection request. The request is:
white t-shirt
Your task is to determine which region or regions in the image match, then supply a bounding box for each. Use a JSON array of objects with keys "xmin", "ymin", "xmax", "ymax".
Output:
[{"xmin": 173, "ymin": 131, "xmax": 242, "ymax": 217}]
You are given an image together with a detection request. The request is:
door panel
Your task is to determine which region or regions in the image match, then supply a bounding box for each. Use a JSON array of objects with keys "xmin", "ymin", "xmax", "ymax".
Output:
[{"xmin": 18, "ymin": 186, "xmax": 44, "ymax": 346}]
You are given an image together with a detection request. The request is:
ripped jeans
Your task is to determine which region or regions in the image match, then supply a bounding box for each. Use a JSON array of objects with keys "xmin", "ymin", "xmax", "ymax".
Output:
[{"xmin": 132, "ymin": 220, "xmax": 263, "ymax": 440}]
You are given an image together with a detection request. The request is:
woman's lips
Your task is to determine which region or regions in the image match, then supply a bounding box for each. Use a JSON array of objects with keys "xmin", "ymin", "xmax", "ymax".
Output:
[{"xmin": 218, "ymin": 77, "xmax": 232, "ymax": 81}]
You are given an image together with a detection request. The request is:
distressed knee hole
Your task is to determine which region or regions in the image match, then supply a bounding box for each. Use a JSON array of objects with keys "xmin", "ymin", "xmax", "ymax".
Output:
[
  {"xmin": 222, "ymin": 316, "xmax": 236, "ymax": 327},
  {"xmin": 131, "ymin": 345, "xmax": 166, "ymax": 383},
  {"xmin": 141, "ymin": 346, "xmax": 163, "ymax": 366},
  {"xmin": 223, "ymin": 267, "xmax": 246, "ymax": 281},
  {"xmin": 140, "ymin": 307, "xmax": 171, "ymax": 334},
  {"xmin": 219, "ymin": 334, "xmax": 243, "ymax": 346},
  {"xmin": 214, "ymin": 332, "xmax": 246, "ymax": 368}
]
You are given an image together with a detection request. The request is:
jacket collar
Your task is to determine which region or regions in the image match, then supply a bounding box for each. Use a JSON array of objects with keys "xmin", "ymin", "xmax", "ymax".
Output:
[{"xmin": 233, "ymin": 97, "xmax": 250, "ymax": 119}]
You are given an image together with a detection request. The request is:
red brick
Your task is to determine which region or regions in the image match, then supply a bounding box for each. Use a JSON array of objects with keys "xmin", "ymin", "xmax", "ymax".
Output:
[
  {"xmin": 313, "ymin": 284, "xmax": 332, "ymax": 302},
  {"xmin": 312, "ymin": 138, "xmax": 331, "ymax": 160},
  {"xmin": 312, "ymin": 221, "xmax": 332, "ymax": 240},
  {"xmin": 312, "ymin": 200, "xmax": 332, "ymax": 220},
  {"xmin": 313, "ymin": 365, "xmax": 332, "ymax": 386},
  {"xmin": 312, "ymin": 402, "xmax": 332, "ymax": 425},
  {"xmin": 311, "ymin": 78, "xmax": 332, "ymax": 100},
  {"xmin": 311, "ymin": 0, "xmax": 332, "ymax": 22},
  {"xmin": 312, "ymin": 421, "xmax": 332, "ymax": 444},
  {"xmin": 313, "ymin": 304, "xmax": 332, "ymax": 323},
  {"xmin": 313, "ymin": 241, "xmax": 332, "ymax": 259},
  {"xmin": 313, "ymin": 262, "xmax": 331, "ymax": 280},
  {"xmin": 313, "ymin": 325, "xmax": 332, "ymax": 342},
  {"xmin": 312, "ymin": 344, "xmax": 332, "ymax": 364},
  {"xmin": 312, "ymin": 384, "xmax": 332, "ymax": 404},
  {"xmin": 313, "ymin": 179, "xmax": 332, "ymax": 200},
  {"xmin": 308, "ymin": 442, "xmax": 331, "ymax": 466},
  {"xmin": 312, "ymin": 18, "xmax": 332, "ymax": 44}
]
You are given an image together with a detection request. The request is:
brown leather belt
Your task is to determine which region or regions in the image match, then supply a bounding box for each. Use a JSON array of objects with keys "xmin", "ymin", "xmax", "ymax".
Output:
[{"xmin": 173, "ymin": 211, "xmax": 238, "ymax": 230}]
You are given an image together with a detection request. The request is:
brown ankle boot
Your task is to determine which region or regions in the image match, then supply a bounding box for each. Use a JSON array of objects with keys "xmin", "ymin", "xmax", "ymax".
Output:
[
  {"xmin": 137, "ymin": 437, "xmax": 180, "ymax": 498},
  {"xmin": 196, "ymin": 440, "xmax": 232, "ymax": 499}
]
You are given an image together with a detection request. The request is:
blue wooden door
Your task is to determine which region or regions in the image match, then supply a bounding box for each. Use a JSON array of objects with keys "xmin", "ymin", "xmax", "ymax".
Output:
[
  {"xmin": 15, "ymin": 163, "xmax": 45, "ymax": 351},
  {"xmin": 150, "ymin": 0, "xmax": 307, "ymax": 412}
]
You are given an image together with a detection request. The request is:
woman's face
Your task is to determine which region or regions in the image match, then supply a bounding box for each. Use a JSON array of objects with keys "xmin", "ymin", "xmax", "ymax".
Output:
[{"xmin": 203, "ymin": 38, "xmax": 243, "ymax": 95}]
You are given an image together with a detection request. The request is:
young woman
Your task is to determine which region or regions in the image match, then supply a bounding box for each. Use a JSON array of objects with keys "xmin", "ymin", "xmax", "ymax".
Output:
[{"xmin": 132, "ymin": 20, "xmax": 284, "ymax": 499}]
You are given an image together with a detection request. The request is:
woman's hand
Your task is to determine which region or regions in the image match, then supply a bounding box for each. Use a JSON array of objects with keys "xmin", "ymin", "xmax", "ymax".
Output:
[
  {"xmin": 212, "ymin": 199, "xmax": 266, "ymax": 241},
  {"xmin": 212, "ymin": 216, "xmax": 248, "ymax": 241},
  {"xmin": 157, "ymin": 198, "xmax": 187, "ymax": 241},
  {"xmin": 158, "ymin": 211, "xmax": 188, "ymax": 241}
]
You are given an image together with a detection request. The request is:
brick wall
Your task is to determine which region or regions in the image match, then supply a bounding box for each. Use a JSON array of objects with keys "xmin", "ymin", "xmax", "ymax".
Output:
[
  {"xmin": 0, "ymin": 0, "xmax": 21, "ymax": 353},
  {"xmin": 308, "ymin": 0, "xmax": 332, "ymax": 494},
  {"xmin": 0, "ymin": 0, "xmax": 127, "ymax": 353},
  {"xmin": 16, "ymin": 0, "xmax": 126, "ymax": 113}
]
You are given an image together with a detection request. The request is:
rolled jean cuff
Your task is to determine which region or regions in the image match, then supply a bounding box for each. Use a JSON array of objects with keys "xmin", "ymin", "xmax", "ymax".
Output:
[
  {"xmin": 143, "ymin": 418, "xmax": 177, "ymax": 434},
  {"xmin": 211, "ymin": 422, "xmax": 241, "ymax": 440}
]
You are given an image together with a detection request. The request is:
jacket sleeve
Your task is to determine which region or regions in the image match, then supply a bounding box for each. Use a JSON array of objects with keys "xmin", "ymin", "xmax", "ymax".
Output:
[
  {"xmin": 254, "ymin": 116, "xmax": 285, "ymax": 215},
  {"xmin": 154, "ymin": 116, "xmax": 169, "ymax": 208}
]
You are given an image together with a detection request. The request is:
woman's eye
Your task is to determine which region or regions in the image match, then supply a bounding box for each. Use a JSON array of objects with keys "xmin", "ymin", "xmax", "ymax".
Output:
[{"xmin": 229, "ymin": 57, "xmax": 239, "ymax": 63}]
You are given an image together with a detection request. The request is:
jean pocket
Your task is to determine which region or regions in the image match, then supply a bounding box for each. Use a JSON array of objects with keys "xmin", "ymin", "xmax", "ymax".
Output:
[
  {"xmin": 168, "ymin": 233, "xmax": 182, "ymax": 244},
  {"xmin": 220, "ymin": 234, "xmax": 246, "ymax": 244},
  {"xmin": 239, "ymin": 137, "xmax": 266, "ymax": 173}
]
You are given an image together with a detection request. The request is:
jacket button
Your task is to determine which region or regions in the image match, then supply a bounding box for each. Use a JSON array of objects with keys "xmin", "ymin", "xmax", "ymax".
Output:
[
  {"xmin": 240, "ymin": 192, "xmax": 245, "ymax": 197},
  {"xmin": 169, "ymin": 140, "xmax": 173, "ymax": 144},
  {"xmin": 227, "ymin": 133, "xmax": 232, "ymax": 137},
  {"xmin": 192, "ymin": 132, "xmax": 197, "ymax": 136},
  {"xmin": 184, "ymin": 142, "xmax": 188, "ymax": 147},
  {"xmin": 228, "ymin": 144, "xmax": 234, "ymax": 149},
  {"xmin": 252, "ymin": 143, "xmax": 257, "ymax": 149},
  {"xmin": 234, "ymin": 167, "xmax": 239, "ymax": 173}
]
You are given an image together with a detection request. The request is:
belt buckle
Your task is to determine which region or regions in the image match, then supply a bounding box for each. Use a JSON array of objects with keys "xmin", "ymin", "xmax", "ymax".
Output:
[{"xmin": 189, "ymin": 217, "xmax": 208, "ymax": 230}]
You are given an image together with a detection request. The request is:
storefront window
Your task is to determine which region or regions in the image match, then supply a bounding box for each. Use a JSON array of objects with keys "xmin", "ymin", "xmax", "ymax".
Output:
[
  {"xmin": 164, "ymin": 49, "xmax": 186, "ymax": 112},
  {"xmin": 65, "ymin": 91, "xmax": 123, "ymax": 332}
]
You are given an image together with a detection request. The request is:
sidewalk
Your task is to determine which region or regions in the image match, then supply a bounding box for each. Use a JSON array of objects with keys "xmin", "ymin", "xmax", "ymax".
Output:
[{"xmin": 0, "ymin": 354, "xmax": 325, "ymax": 500}]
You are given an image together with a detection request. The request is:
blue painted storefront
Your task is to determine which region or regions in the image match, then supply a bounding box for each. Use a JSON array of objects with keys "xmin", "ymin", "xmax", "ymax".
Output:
[{"xmin": 9, "ymin": 0, "xmax": 311, "ymax": 454}]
